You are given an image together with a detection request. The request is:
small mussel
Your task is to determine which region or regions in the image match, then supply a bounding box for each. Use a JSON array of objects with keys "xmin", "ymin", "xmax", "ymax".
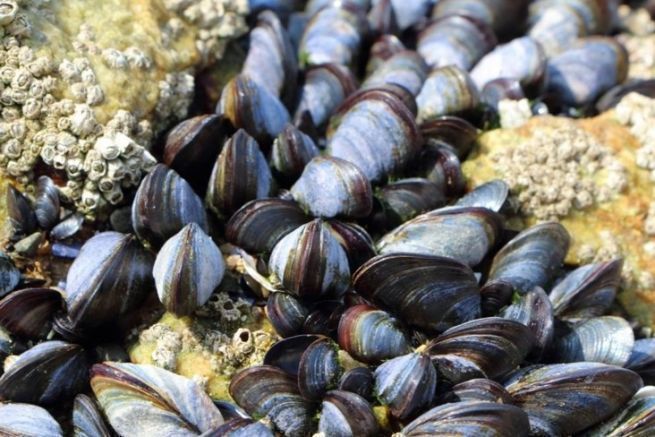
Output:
[
  {"xmin": 0, "ymin": 403, "xmax": 63, "ymax": 437},
  {"xmin": 271, "ymin": 124, "xmax": 319, "ymax": 183},
  {"xmin": 0, "ymin": 252, "xmax": 20, "ymax": 298},
  {"xmin": 72, "ymin": 394, "xmax": 112, "ymax": 437},
  {"xmin": 500, "ymin": 287, "xmax": 554, "ymax": 360},
  {"xmin": 131, "ymin": 164, "xmax": 208, "ymax": 249},
  {"xmin": 361, "ymin": 50, "xmax": 429, "ymax": 97},
  {"xmin": 0, "ymin": 340, "xmax": 87, "ymax": 404},
  {"xmin": 290, "ymin": 156, "xmax": 373, "ymax": 219},
  {"xmin": 34, "ymin": 175, "xmax": 60, "ymax": 230},
  {"xmin": 153, "ymin": 223, "xmax": 225, "ymax": 316},
  {"xmin": 205, "ymin": 129, "xmax": 274, "ymax": 218},
  {"xmin": 0, "ymin": 287, "xmax": 62, "ymax": 339},
  {"xmin": 455, "ymin": 179, "xmax": 510, "ymax": 213},
  {"xmin": 366, "ymin": 34, "xmax": 406, "ymax": 74},
  {"xmin": 417, "ymin": 14, "xmax": 496, "ymax": 70},
  {"xmin": 416, "ymin": 66, "xmax": 480, "ymax": 124},
  {"xmin": 431, "ymin": 0, "xmax": 530, "ymax": 35},
  {"xmin": 6, "ymin": 185, "xmax": 37, "ymax": 238}
]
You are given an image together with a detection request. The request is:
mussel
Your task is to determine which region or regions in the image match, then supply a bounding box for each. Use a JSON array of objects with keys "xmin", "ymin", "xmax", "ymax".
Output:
[{"xmin": 416, "ymin": 66, "xmax": 480, "ymax": 124}]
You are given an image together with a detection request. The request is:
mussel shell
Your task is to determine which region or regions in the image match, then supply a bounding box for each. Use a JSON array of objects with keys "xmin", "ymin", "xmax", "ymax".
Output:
[
  {"xmin": 0, "ymin": 326, "xmax": 11, "ymax": 363},
  {"xmin": 337, "ymin": 304, "xmax": 411, "ymax": 364},
  {"xmin": 6, "ymin": 185, "xmax": 36, "ymax": 237},
  {"xmin": 413, "ymin": 143, "xmax": 466, "ymax": 197},
  {"xmin": 481, "ymin": 77, "xmax": 526, "ymax": 110},
  {"xmin": 528, "ymin": 2, "xmax": 586, "ymax": 57},
  {"xmin": 419, "ymin": 115, "xmax": 478, "ymax": 159},
  {"xmin": 545, "ymin": 37, "xmax": 628, "ymax": 108},
  {"xmin": 500, "ymin": 287, "xmax": 554, "ymax": 361},
  {"xmin": 229, "ymin": 365, "xmax": 314, "ymax": 436},
  {"xmin": 302, "ymin": 299, "xmax": 345, "ymax": 338},
  {"xmin": 0, "ymin": 340, "xmax": 87, "ymax": 404},
  {"xmin": 318, "ymin": 390, "xmax": 379, "ymax": 437},
  {"xmin": 480, "ymin": 279, "xmax": 514, "ymax": 317},
  {"xmin": 399, "ymin": 401, "xmax": 529, "ymax": 437},
  {"xmin": 326, "ymin": 220, "xmax": 376, "ymax": 271},
  {"xmin": 91, "ymin": 362, "xmax": 224, "ymax": 436},
  {"xmin": 0, "ymin": 287, "xmax": 62, "ymax": 339},
  {"xmin": 596, "ymin": 79, "xmax": 655, "ymax": 112},
  {"xmin": 445, "ymin": 378, "xmax": 515, "ymax": 404},
  {"xmin": 549, "ymin": 259, "xmax": 622, "ymax": 322},
  {"xmin": 34, "ymin": 175, "xmax": 60, "ymax": 230},
  {"xmin": 354, "ymin": 254, "xmax": 480, "ymax": 333},
  {"xmin": 217, "ymin": 74, "xmax": 290, "ymax": 145},
  {"xmin": 426, "ymin": 317, "xmax": 534, "ymax": 383},
  {"xmin": 268, "ymin": 219, "xmax": 350, "ymax": 298},
  {"xmin": 416, "ymin": 66, "xmax": 480, "ymax": 124},
  {"xmin": 486, "ymin": 222, "xmax": 570, "ymax": 294},
  {"xmin": 73, "ymin": 393, "xmax": 112, "ymax": 437},
  {"xmin": 266, "ymin": 292, "xmax": 311, "ymax": 338},
  {"xmin": 376, "ymin": 207, "xmax": 502, "ymax": 267},
  {"xmin": 0, "ymin": 403, "xmax": 63, "ymax": 437},
  {"xmin": 471, "ymin": 36, "xmax": 547, "ymax": 96},
  {"xmin": 417, "ymin": 14, "xmax": 496, "ymax": 70},
  {"xmin": 338, "ymin": 367, "xmax": 374, "ymax": 401},
  {"xmin": 554, "ymin": 316, "xmax": 634, "ymax": 366},
  {"xmin": 373, "ymin": 178, "xmax": 447, "ymax": 229},
  {"xmin": 298, "ymin": 337, "xmax": 343, "ymax": 401},
  {"xmin": 291, "ymin": 156, "xmax": 373, "ymax": 219},
  {"xmin": 584, "ymin": 385, "xmax": 655, "ymax": 436},
  {"xmin": 374, "ymin": 352, "xmax": 437, "ymax": 421},
  {"xmin": 627, "ymin": 339, "xmax": 655, "ymax": 385},
  {"xmin": 367, "ymin": 0, "xmax": 398, "ymax": 36},
  {"xmin": 455, "ymin": 180, "xmax": 510, "ymax": 213},
  {"xmin": 65, "ymin": 231, "xmax": 155, "ymax": 331},
  {"xmin": 366, "ymin": 34, "xmax": 405, "ymax": 74},
  {"xmin": 505, "ymin": 362, "xmax": 643, "ymax": 435},
  {"xmin": 271, "ymin": 124, "xmax": 319, "ymax": 182},
  {"xmin": 263, "ymin": 334, "xmax": 321, "ymax": 377},
  {"xmin": 362, "ymin": 50, "xmax": 429, "ymax": 97},
  {"xmin": 207, "ymin": 418, "xmax": 274, "ymax": 437},
  {"xmin": 326, "ymin": 86, "xmax": 421, "ymax": 183},
  {"xmin": 163, "ymin": 114, "xmax": 230, "ymax": 194},
  {"xmin": 293, "ymin": 63, "xmax": 357, "ymax": 131},
  {"xmin": 225, "ymin": 198, "xmax": 309, "ymax": 256},
  {"xmin": 431, "ymin": 0, "xmax": 530, "ymax": 35},
  {"xmin": 132, "ymin": 164, "xmax": 208, "ymax": 249},
  {"xmin": 206, "ymin": 129, "xmax": 274, "ymax": 218},
  {"xmin": 50, "ymin": 213, "xmax": 84, "ymax": 241},
  {"xmin": 153, "ymin": 223, "xmax": 225, "ymax": 316}
]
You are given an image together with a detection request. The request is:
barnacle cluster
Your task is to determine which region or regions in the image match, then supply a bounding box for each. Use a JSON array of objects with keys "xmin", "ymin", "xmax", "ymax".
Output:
[
  {"xmin": 490, "ymin": 118, "xmax": 627, "ymax": 220},
  {"xmin": 617, "ymin": 6, "xmax": 655, "ymax": 79},
  {"xmin": 615, "ymin": 92, "xmax": 655, "ymax": 183}
]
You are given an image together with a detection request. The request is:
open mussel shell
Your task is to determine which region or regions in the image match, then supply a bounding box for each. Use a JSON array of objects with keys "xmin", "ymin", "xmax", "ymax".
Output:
[
  {"xmin": 0, "ymin": 340, "xmax": 87, "ymax": 404},
  {"xmin": 153, "ymin": 223, "xmax": 225, "ymax": 316},
  {"xmin": 6, "ymin": 185, "xmax": 36, "ymax": 237},
  {"xmin": 132, "ymin": 164, "xmax": 208, "ymax": 249},
  {"xmin": 318, "ymin": 390, "xmax": 379, "ymax": 437},
  {"xmin": 298, "ymin": 336, "xmax": 343, "ymax": 401},
  {"xmin": 501, "ymin": 287, "xmax": 554, "ymax": 361},
  {"xmin": 242, "ymin": 10, "xmax": 298, "ymax": 107},
  {"xmin": 269, "ymin": 219, "xmax": 350, "ymax": 298},
  {"xmin": 337, "ymin": 304, "xmax": 411, "ymax": 364},
  {"xmin": 73, "ymin": 394, "xmax": 111, "ymax": 437},
  {"xmin": 225, "ymin": 198, "xmax": 309, "ymax": 256},
  {"xmin": 91, "ymin": 362, "xmax": 224, "ymax": 436},
  {"xmin": 377, "ymin": 207, "xmax": 502, "ymax": 267},
  {"xmin": 354, "ymin": 254, "xmax": 480, "ymax": 333},
  {"xmin": 293, "ymin": 63, "xmax": 357, "ymax": 132},
  {"xmin": 362, "ymin": 50, "xmax": 429, "ymax": 97},
  {"xmin": 419, "ymin": 115, "xmax": 478, "ymax": 160},
  {"xmin": 549, "ymin": 259, "xmax": 622, "ymax": 322},
  {"xmin": 206, "ymin": 129, "xmax": 274, "ymax": 218},
  {"xmin": 416, "ymin": 66, "xmax": 480, "ymax": 124},
  {"xmin": 298, "ymin": 3, "xmax": 367, "ymax": 67},
  {"xmin": 65, "ymin": 231, "xmax": 155, "ymax": 332},
  {"xmin": 584, "ymin": 386, "xmax": 655, "ymax": 436},
  {"xmin": 266, "ymin": 292, "xmax": 310, "ymax": 338},
  {"xmin": 0, "ymin": 287, "xmax": 62, "ymax": 339},
  {"xmin": 34, "ymin": 175, "xmax": 60, "ymax": 230},
  {"xmin": 229, "ymin": 365, "xmax": 314, "ymax": 436},
  {"xmin": 271, "ymin": 124, "xmax": 319, "ymax": 183},
  {"xmin": 527, "ymin": 1, "xmax": 586, "ymax": 57},
  {"xmin": 554, "ymin": 316, "xmax": 634, "ymax": 366},
  {"xmin": 627, "ymin": 339, "xmax": 655, "ymax": 385},
  {"xmin": 339, "ymin": 367, "xmax": 374, "ymax": 401},
  {"xmin": 445, "ymin": 378, "xmax": 515, "ymax": 404},
  {"xmin": 417, "ymin": 14, "xmax": 496, "ymax": 70},
  {"xmin": 217, "ymin": 74, "xmax": 290, "ymax": 146},
  {"xmin": 291, "ymin": 156, "xmax": 372, "ymax": 219},
  {"xmin": 163, "ymin": 114, "xmax": 230, "ymax": 194},
  {"xmin": 545, "ymin": 37, "xmax": 628, "ymax": 109},
  {"xmin": 399, "ymin": 401, "xmax": 530, "ymax": 437},
  {"xmin": 505, "ymin": 362, "xmax": 643, "ymax": 435},
  {"xmin": 372, "ymin": 178, "xmax": 447, "ymax": 230},
  {"xmin": 366, "ymin": 34, "xmax": 405, "ymax": 74},
  {"xmin": 456, "ymin": 180, "xmax": 510, "ymax": 213},
  {"xmin": 327, "ymin": 220, "xmax": 376, "ymax": 271},
  {"xmin": 326, "ymin": 86, "xmax": 421, "ymax": 183},
  {"xmin": 0, "ymin": 403, "xmax": 63, "ymax": 437},
  {"xmin": 426, "ymin": 317, "xmax": 534, "ymax": 384},
  {"xmin": 374, "ymin": 352, "xmax": 437, "ymax": 421},
  {"xmin": 471, "ymin": 36, "xmax": 547, "ymax": 97},
  {"xmin": 486, "ymin": 222, "xmax": 570, "ymax": 294}
]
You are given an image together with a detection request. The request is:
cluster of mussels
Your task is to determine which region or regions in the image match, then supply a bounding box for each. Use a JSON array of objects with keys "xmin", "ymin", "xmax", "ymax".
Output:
[{"xmin": 1, "ymin": 0, "xmax": 654, "ymax": 436}]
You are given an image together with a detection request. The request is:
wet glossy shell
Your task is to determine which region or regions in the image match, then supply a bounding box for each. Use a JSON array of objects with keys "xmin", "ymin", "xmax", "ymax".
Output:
[
  {"xmin": 327, "ymin": 220, "xmax": 376, "ymax": 271},
  {"xmin": 0, "ymin": 287, "xmax": 62, "ymax": 339},
  {"xmin": 362, "ymin": 50, "xmax": 429, "ymax": 96},
  {"xmin": 627, "ymin": 339, "xmax": 655, "ymax": 385},
  {"xmin": 447, "ymin": 378, "xmax": 515, "ymax": 404},
  {"xmin": 419, "ymin": 115, "xmax": 478, "ymax": 159},
  {"xmin": 271, "ymin": 124, "xmax": 320, "ymax": 182},
  {"xmin": 298, "ymin": 337, "xmax": 343, "ymax": 401},
  {"xmin": 6, "ymin": 185, "xmax": 36, "ymax": 237},
  {"xmin": 263, "ymin": 334, "xmax": 321, "ymax": 377},
  {"xmin": 266, "ymin": 292, "xmax": 310, "ymax": 338},
  {"xmin": 339, "ymin": 367, "xmax": 374, "ymax": 401},
  {"xmin": 34, "ymin": 176, "xmax": 60, "ymax": 230},
  {"xmin": 374, "ymin": 178, "xmax": 447, "ymax": 228},
  {"xmin": 501, "ymin": 287, "xmax": 554, "ymax": 361},
  {"xmin": 585, "ymin": 386, "xmax": 655, "ymax": 436},
  {"xmin": 353, "ymin": 254, "xmax": 480, "ymax": 333},
  {"xmin": 416, "ymin": 66, "xmax": 480, "ymax": 124},
  {"xmin": 318, "ymin": 390, "xmax": 379, "ymax": 437},
  {"xmin": 73, "ymin": 394, "xmax": 112, "ymax": 437},
  {"xmin": 0, "ymin": 403, "xmax": 63, "ymax": 437},
  {"xmin": 456, "ymin": 180, "xmax": 509, "ymax": 212}
]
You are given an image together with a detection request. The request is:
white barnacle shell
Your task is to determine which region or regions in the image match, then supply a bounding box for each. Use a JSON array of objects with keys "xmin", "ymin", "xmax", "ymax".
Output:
[
  {"xmin": 94, "ymin": 134, "xmax": 121, "ymax": 160},
  {"xmin": 101, "ymin": 48, "xmax": 128, "ymax": 69},
  {"xmin": 70, "ymin": 82, "xmax": 87, "ymax": 102},
  {"xmin": 87, "ymin": 159, "xmax": 107, "ymax": 181},
  {"xmin": 52, "ymin": 152, "xmax": 67, "ymax": 170},
  {"xmin": 7, "ymin": 13, "xmax": 31, "ymax": 38},
  {"xmin": 85, "ymin": 84, "xmax": 104, "ymax": 106},
  {"xmin": 2, "ymin": 106, "xmax": 19, "ymax": 121},
  {"xmin": 0, "ymin": 1, "xmax": 18, "ymax": 27},
  {"xmin": 22, "ymin": 97, "xmax": 41, "ymax": 119},
  {"xmin": 65, "ymin": 157, "xmax": 84, "ymax": 179},
  {"xmin": 106, "ymin": 158, "xmax": 127, "ymax": 181},
  {"xmin": 80, "ymin": 67, "xmax": 96, "ymax": 85},
  {"xmin": 56, "ymin": 131, "xmax": 77, "ymax": 150},
  {"xmin": 40, "ymin": 144, "xmax": 55, "ymax": 164},
  {"xmin": 10, "ymin": 66, "xmax": 30, "ymax": 89},
  {"xmin": 9, "ymin": 118, "xmax": 25, "ymax": 139},
  {"xmin": 10, "ymin": 88, "xmax": 26, "ymax": 104},
  {"xmin": 103, "ymin": 185, "xmax": 124, "ymax": 205},
  {"xmin": 69, "ymin": 104, "xmax": 98, "ymax": 138},
  {"xmin": 153, "ymin": 222, "xmax": 225, "ymax": 315},
  {"xmin": 125, "ymin": 46, "xmax": 152, "ymax": 69},
  {"xmin": 58, "ymin": 59, "xmax": 81, "ymax": 83},
  {"xmin": 27, "ymin": 79, "xmax": 44, "ymax": 98},
  {"xmin": 81, "ymin": 187, "xmax": 100, "ymax": 210},
  {"xmin": 106, "ymin": 109, "xmax": 136, "ymax": 134},
  {"xmin": 2, "ymin": 137, "xmax": 20, "ymax": 158}
]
